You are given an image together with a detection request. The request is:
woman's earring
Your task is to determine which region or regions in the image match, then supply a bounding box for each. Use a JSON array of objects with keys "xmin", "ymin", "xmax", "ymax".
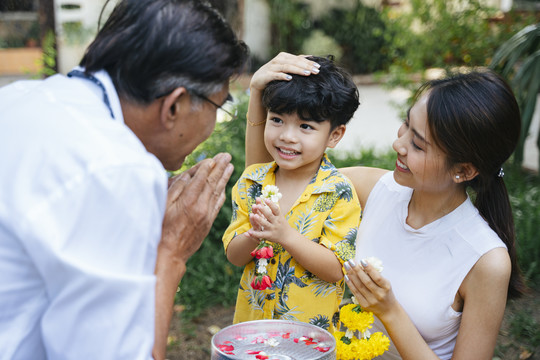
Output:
[{"xmin": 455, "ymin": 175, "xmax": 460, "ymax": 179}]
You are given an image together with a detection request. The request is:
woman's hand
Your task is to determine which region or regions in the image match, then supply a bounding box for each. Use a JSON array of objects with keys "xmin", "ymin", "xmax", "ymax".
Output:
[
  {"xmin": 249, "ymin": 52, "xmax": 320, "ymax": 92},
  {"xmin": 344, "ymin": 259, "xmax": 399, "ymax": 321}
]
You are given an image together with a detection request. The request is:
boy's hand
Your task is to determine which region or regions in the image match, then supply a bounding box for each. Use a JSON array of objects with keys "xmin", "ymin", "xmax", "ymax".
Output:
[
  {"xmin": 249, "ymin": 52, "xmax": 321, "ymax": 92},
  {"xmin": 248, "ymin": 198, "xmax": 291, "ymax": 245}
]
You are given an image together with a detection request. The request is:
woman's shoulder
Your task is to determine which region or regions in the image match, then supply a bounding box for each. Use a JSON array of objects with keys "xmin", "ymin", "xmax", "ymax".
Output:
[
  {"xmin": 461, "ymin": 246, "xmax": 511, "ymax": 299},
  {"xmin": 339, "ymin": 166, "xmax": 390, "ymax": 208}
]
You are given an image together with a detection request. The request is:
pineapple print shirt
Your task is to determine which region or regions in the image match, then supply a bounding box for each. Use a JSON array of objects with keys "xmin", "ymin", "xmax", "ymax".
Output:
[{"xmin": 222, "ymin": 154, "xmax": 361, "ymax": 332}]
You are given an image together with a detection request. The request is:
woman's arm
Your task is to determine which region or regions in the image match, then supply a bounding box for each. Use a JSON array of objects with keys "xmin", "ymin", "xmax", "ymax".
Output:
[
  {"xmin": 245, "ymin": 53, "xmax": 321, "ymax": 167},
  {"xmin": 452, "ymin": 248, "xmax": 511, "ymax": 359},
  {"xmin": 345, "ymin": 247, "xmax": 511, "ymax": 360}
]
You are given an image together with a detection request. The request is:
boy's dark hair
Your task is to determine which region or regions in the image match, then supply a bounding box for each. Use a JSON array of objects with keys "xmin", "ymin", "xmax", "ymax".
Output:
[
  {"xmin": 80, "ymin": 0, "xmax": 249, "ymax": 105},
  {"xmin": 261, "ymin": 56, "xmax": 359, "ymax": 129}
]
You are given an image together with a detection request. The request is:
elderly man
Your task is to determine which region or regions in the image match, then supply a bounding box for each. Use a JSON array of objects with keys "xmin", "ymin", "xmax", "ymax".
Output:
[{"xmin": 0, "ymin": 0, "xmax": 248, "ymax": 359}]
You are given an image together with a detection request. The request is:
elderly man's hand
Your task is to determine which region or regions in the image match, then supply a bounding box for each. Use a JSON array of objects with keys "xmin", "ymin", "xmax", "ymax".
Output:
[
  {"xmin": 161, "ymin": 152, "xmax": 233, "ymax": 264},
  {"xmin": 154, "ymin": 152, "xmax": 233, "ymax": 360}
]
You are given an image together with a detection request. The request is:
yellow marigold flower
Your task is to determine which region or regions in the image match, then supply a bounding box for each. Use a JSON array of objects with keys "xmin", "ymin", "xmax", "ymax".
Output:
[
  {"xmin": 334, "ymin": 331, "xmax": 357, "ymax": 360},
  {"xmin": 368, "ymin": 332, "xmax": 391, "ymax": 356},
  {"xmin": 339, "ymin": 304, "xmax": 374, "ymax": 333},
  {"xmin": 335, "ymin": 302, "xmax": 390, "ymax": 360}
]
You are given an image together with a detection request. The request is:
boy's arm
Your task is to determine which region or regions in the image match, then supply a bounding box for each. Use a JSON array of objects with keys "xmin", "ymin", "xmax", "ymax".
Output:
[
  {"xmin": 222, "ymin": 177, "xmax": 260, "ymax": 267},
  {"xmin": 250, "ymin": 194, "xmax": 360, "ymax": 283},
  {"xmin": 278, "ymin": 227, "xmax": 345, "ymax": 283},
  {"xmin": 226, "ymin": 232, "xmax": 260, "ymax": 267},
  {"xmin": 245, "ymin": 53, "xmax": 320, "ymax": 167}
]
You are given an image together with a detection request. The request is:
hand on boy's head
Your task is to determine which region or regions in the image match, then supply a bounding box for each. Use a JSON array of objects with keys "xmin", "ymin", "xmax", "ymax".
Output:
[{"xmin": 250, "ymin": 52, "xmax": 320, "ymax": 92}]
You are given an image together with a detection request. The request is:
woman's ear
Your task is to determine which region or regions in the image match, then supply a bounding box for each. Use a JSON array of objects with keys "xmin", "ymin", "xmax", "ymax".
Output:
[
  {"xmin": 453, "ymin": 162, "xmax": 479, "ymax": 183},
  {"xmin": 160, "ymin": 87, "xmax": 187, "ymax": 130},
  {"xmin": 327, "ymin": 124, "xmax": 346, "ymax": 148}
]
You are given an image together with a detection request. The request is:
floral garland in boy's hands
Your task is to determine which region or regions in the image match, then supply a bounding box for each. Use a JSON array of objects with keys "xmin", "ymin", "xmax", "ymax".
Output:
[{"xmin": 250, "ymin": 185, "xmax": 281, "ymax": 291}]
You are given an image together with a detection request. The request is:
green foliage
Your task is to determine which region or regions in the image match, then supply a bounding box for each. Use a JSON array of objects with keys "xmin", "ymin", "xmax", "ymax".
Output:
[
  {"xmin": 382, "ymin": 0, "xmax": 537, "ymax": 95},
  {"xmin": 38, "ymin": 30, "xmax": 57, "ymax": 78},
  {"xmin": 328, "ymin": 148, "xmax": 396, "ymax": 171},
  {"xmin": 268, "ymin": 0, "xmax": 312, "ymax": 57},
  {"xmin": 301, "ymin": 30, "xmax": 343, "ymax": 62},
  {"xmin": 506, "ymin": 167, "xmax": 540, "ymax": 285},
  {"xmin": 317, "ymin": 1, "xmax": 392, "ymax": 74},
  {"xmin": 62, "ymin": 21, "xmax": 95, "ymax": 46},
  {"xmin": 0, "ymin": 20, "xmax": 40, "ymax": 48},
  {"xmin": 490, "ymin": 23, "xmax": 540, "ymax": 169},
  {"xmin": 508, "ymin": 308, "xmax": 540, "ymax": 348},
  {"xmin": 386, "ymin": 0, "xmax": 501, "ymax": 71}
]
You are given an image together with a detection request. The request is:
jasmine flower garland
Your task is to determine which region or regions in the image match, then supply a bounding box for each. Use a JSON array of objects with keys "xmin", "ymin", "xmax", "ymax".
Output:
[
  {"xmin": 336, "ymin": 257, "xmax": 390, "ymax": 360},
  {"xmin": 250, "ymin": 185, "xmax": 281, "ymax": 290}
]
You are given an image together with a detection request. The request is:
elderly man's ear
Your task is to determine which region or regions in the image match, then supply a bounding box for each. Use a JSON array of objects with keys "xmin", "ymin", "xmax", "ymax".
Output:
[{"xmin": 160, "ymin": 87, "xmax": 188, "ymax": 130}]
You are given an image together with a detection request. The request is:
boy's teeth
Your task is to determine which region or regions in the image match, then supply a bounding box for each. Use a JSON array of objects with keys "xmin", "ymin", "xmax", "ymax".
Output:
[{"xmin": 280, "ymin": 149, "xmax": 297, "ymax": 155}]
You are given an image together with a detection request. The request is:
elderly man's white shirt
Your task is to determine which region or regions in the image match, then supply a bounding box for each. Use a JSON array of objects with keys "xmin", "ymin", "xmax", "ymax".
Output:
[{"xmin": 0, "ymin": 70, "xmax": 168, "ymax": 359}]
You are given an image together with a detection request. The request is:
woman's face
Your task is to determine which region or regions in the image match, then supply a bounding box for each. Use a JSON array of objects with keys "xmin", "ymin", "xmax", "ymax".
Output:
[{"xmin": 391, "ymin": 93, "xmax": 456, "ymax": 194}]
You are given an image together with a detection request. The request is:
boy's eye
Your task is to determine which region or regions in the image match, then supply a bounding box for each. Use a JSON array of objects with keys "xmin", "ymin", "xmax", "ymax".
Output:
[
  {"xmin": 270, "ymin": 117, "xmax": 282, "ymax": 124},
  {"xmin": 300, "ymin": 123, "xmax": 314, "ymax": 130}
]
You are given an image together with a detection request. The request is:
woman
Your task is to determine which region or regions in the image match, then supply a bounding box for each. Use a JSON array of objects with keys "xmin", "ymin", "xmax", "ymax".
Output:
[{"xmin": 245, "ymin": 53, "xmax": 526, "ymax": 359}]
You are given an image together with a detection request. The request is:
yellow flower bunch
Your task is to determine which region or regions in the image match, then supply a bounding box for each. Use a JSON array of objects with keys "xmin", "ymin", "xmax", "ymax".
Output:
[
  {"xmin": 334, "ymin": 300, "xmax": 390, "ymax": 360},
  {"xmin": 339, "ymin": 304, "xmax": 374, "ymax": 333},
  {"xmin": 334, "ymin": 331, "xmax": 390, "ymax": 360}
]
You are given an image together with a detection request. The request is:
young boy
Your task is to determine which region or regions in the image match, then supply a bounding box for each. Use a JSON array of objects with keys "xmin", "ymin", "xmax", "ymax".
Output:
[{"xmin": 222, "ymin": 55, "xmax": 361, "ymax": 332}]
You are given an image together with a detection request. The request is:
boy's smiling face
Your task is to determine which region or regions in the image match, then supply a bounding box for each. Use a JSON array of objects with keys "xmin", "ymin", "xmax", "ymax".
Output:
[{"xmin": 264, "ymin": 111, "xmax": 345, "ymax": 175}]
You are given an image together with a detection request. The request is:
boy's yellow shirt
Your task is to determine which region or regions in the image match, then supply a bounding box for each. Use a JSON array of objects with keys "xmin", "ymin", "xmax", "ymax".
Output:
[{"xmin": 222, "ymin": 154, "xmax": 361, "ymax": 332}]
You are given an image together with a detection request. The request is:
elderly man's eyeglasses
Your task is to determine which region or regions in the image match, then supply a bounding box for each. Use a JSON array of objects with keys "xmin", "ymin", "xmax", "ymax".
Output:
[
  {"xmin": 191, "ymin": 91, "xmax": 237, "ymax": 118},
  {"xmin": 155, "ymin": 88, "xmax": 236, "ymax": 118}
]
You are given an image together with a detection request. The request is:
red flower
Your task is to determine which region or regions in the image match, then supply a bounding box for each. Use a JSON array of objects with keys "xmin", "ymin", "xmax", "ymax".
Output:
[
  {"xmin": 251, "ymin": 275, "xmax": 273, "ymax": 290},
  {"xmin": 250, "ymin": 243, "xmax": 274, "ymax": 259},
  {"xmin": 260, "ymin": 245, "xmax": 273, "ymax": 258}
]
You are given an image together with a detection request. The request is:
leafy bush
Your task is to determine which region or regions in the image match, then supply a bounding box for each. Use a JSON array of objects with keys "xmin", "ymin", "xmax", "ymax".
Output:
[
  {"xmin": 382, "ymin": 0, "xmax": 537, "ymax": 92},
  {"xmin": 490, "ymin": 23, "xmax": 540, "ymax": 169},
  {"xmin": 268, "ymin": 0, "xmax": 312, "ymax": 58},
  {"xmin": 385, "ymin": 0, "xmax": 501, "ymax": 71},
  {"xmin": 317, "ymin": 1, "xmax": 392, "ymax": 74},
  {"xmin": 506, "ymin": 167, "xmax": 540, "ymax": 286},
  {"xmin": 301, "ymin": 29, "xmax": 343, "ymax": 62}
]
